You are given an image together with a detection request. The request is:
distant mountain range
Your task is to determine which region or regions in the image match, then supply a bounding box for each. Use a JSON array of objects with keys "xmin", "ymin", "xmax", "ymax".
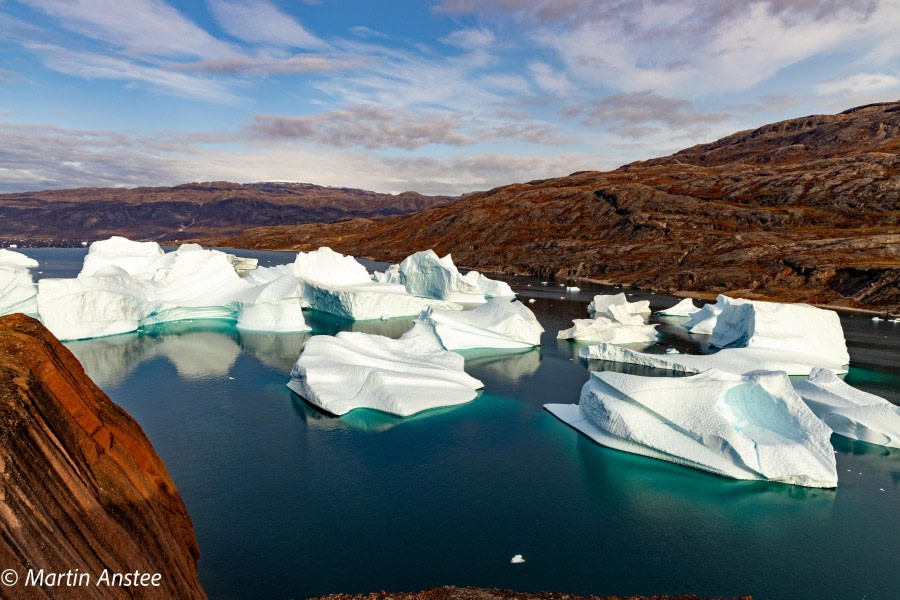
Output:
[
  {"xmin": 212, "ymin": 101, "xmax": 900, "ymax": 313},
  {"xmin": 0, "ymin": 181, "xmax": 455, "ymax": 245}
]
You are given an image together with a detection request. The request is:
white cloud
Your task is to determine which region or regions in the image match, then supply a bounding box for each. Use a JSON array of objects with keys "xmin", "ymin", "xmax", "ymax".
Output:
[
  {"xmin": 441, "ymin": 27, "xmax": 495, "ymax": 50},
  {"xmin": 207, "ymin": 0, "xmax": 326, "ymax": 49},
  {"xmin": 528, "ymin": 61, "xmax": 574, "ymax": 94},
  {"xmin": 816, "ymin": 73, "xmax": 900, "ymax": 95}
]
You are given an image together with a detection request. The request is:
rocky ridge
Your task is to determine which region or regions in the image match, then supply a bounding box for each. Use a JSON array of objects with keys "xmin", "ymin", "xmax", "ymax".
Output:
[
  {"xmin": 0, "ymin": 181, "xmax": 455, "ymax": 246},
  {"xmin": 213, "ymin": 102, "xmax": 900, "ymax": 313},
  {"xmin": 0, "ymin": 314, "xmax": 205, "ymax": 599}
]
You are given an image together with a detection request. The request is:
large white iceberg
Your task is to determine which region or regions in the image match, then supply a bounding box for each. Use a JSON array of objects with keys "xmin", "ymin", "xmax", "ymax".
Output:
[
  {"xmin": 37, "ymin": 239, "xmax": 310, "ymax": 340},
  {"xmin": 289, "ymin": 248, "xmax": 463, "ymax": 320},
  {"xmin": 683, "ymin": 295, "xmax": 749, "ymax": 334},
  {"xmin": 287, "ymin": 331, "xmax": 484, "ymax": 416},
  {"xmin": 794, "ymin": 369, "xmax": 900, "ymax": 448},
  {"xmin": 587, "ymin": 293, "xmax": 650, "ymax": 318},
  {"xmin": 546, "ymin": 369, "xmax": 838, "ymax": 488},
  {"xmin": 708, "ymin": 299, "xmax": 849, "ymax": 367},
  {"xmin": 656, "ymin": 297, "xmax": 701, "ymax": 317},
  {"xmin": 376, "ymin": 250, "xmax": 514, "ymax": 303},
  {"xmin": 403, "ymin": 299, "xmax": 543, "ymax": 350},
  {"xmin": 0, "ymin": 249, "xmax": 39, "ymax": 316},
  {"xmin": 579, "ymin": 343, "xmax": 848, "ymax": 376}
]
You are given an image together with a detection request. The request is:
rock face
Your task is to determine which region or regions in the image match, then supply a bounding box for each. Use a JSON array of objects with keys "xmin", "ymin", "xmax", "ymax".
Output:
[
  {"xmin": 0, "ymin": 314, "xmax": 205, "ymax": 599},
  {"xmin": 309, "ymin": 586, "xmax": 752, "ymax": 600},
  {"xmin": 215, "ymin": 102, "xmax": 900, "ymax": 313},
  {"xmin": 0, "ymin": 181, "xmax": 455, "ymax": 245}
]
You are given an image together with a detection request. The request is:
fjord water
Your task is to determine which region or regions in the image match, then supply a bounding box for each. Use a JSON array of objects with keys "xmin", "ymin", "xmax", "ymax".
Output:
[{"xmin": 27, "ymin": 248, "xmax": 900, "ymax": 600}]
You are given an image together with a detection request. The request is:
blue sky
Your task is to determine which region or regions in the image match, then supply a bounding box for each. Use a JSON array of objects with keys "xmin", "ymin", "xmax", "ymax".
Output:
[{"xmin": 1, "ymin": 0, "xmax": 898, "ymax": 195}]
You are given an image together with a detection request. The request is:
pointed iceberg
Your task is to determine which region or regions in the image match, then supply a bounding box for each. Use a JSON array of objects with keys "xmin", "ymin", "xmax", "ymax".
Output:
[
  {"xmin": 287, "ymin": 331, "xmax": 484, "ymax": 416},
  {"xmin": 378, "ymin": 250, "xmax": 514, "ymax": 303},
  {"xmin": 793, "ymin": 368, "xmax": 900, "ymax": 448},
  {"xmin": 656, "ymin": 297, "xmax": 701, "ymax": 317},
  {"xmin": 404, "ymin": 299, "xmax": 543, "ymax": 350},
  {"xmin": 546, "ymin": 369, "xmax": 838, "ymax": 487},
  {"xmin": 683, "ymin": 295, "xmax": 748, "ymax": 334}
]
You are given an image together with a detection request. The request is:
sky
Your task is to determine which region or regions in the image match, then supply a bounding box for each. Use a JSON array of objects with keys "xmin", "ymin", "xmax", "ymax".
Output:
[{"xmin": 0, "ymin": 0, "xmax": 898, "ymax": 195}]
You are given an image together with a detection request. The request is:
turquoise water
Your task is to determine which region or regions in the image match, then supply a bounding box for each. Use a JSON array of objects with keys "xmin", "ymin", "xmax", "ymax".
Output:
[{"xmin": 24, "ymin": 248, "xmax": 900, "ymax": 600}]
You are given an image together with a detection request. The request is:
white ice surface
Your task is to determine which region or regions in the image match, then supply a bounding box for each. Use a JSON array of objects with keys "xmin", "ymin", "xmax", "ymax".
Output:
[
  {"xmin": 794, "ymin": 368, "xmax": 900, "ymax": 448},
  {"xmin": 558, "ymin": 317, "xmax": 658, "ymax": 344},
  {"xmin": 656, "ymin": 297, "xmax": 700, "ymax": 317},
  {"xmin": 709, "ymin": 300, "xmax": 849, "ymax": 367},
  {"xmin": 588, "ymin": 293, "xmax": 650, "ymax": 317},
  {"xmin": 579, "ymin": 343, "xmax": 848, "ymax": 376},
  {"xmin": 287, "ymin": 331, "xmax": 484, "ymax": 416},
  {"xmin": 546, "ymin": 369, "xmax": 837, "ymax": 487},
  {"xmin": 683, "ymin": 295, "xmax": 749, "ymax": 334},
  {"xmin": 0, "ymin": 250, "xmax": 39, "ymax": 316},
  {"xmin": 404, "ymin": 299, "xmax": 543, "ymax": 350},
  {"xmin": 37, "ymin": 239, "xmax": 310, "ymax": 339}
]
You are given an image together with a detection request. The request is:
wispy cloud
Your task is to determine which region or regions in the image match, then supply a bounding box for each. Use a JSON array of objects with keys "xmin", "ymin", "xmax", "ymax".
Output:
[
  {"xmin": 169, "ymin": 53, "xmax": 361, "ymax": 76},
  {"xmin": 207, "ymin": 0, "xmax": 326, "ymax": 49}
]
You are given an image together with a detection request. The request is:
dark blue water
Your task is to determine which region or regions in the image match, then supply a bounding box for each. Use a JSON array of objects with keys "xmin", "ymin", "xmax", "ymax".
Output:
[{"xmin": 23, "ymin": 248, "xmax": 900, "ymax": 600}]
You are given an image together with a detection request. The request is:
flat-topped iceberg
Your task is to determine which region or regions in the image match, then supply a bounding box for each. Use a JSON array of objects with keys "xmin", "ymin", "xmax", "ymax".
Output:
[
  {"xmin": 287, "ymin": 331, "xmax": 484, "ymax": 416},
  {"xmin": 375, "ymin": 250, "xmax": 514, "ymax": 302},
  {"xmin": 794, "ymin": 368, "xmax": 900, "ymax": 448},
  {"xmin": 579, "ymin": 343, "xmax": 848, "ymax": 376},
  {"xmin": 709, "ymin": 299, "xmax": 849, "ymax": 367},
  {"xmin": 656, "ymin": 297, "xmax": 701, "ymax": 317},
  {"xmin": 37, "ymin": 239, "xmax": 310, "ymax": 340},
  {"xmin": 290, "ymin": 248, "xmax": 463, "ymax": 320},
  {"xmin": 546, "ymin": 369, "xmax": 838, "ymax": 488},
  {"xmin": 403, "ymin": 299, "xmax": 543, "ymax": 350},
  {"xmin": 0, "ymin": 249, "xmax": 39, "ymax": 316},
  {"xmin": 588, "ymin": 293, "xmax": 650, "ymax": 318}
]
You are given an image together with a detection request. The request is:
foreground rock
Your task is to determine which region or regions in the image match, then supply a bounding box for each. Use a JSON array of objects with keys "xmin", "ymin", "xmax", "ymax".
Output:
[
  {"xmin": 546, "ymin": 369, "xmax": 837, "ymax": 488},
  {"xmin": 310, "ymin": 585, "xmax": 752, "ymax": 600},
  {"xmin": 214, "ymin": 102, "xmax": 900, "ymax": 313},
  {"xmin": 0, "ymin": 314, "xmax": 205, "ymax": 599}
]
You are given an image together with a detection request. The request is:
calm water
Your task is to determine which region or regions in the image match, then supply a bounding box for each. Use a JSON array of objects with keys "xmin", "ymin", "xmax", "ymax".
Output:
[{"xmin": 23, "ymin": 248, "xmax": 900, "ymax": 600}]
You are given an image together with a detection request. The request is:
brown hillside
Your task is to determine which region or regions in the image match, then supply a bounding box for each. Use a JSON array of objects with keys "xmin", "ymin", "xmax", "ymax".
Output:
[{"xmin": 212, "ymin": 101, "xmax": 900, "ymax": 313}]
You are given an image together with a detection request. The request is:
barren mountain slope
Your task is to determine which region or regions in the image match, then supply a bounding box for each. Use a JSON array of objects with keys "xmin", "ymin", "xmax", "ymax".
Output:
[{"xmin": 214, "ymin": 102, "xmax": 899, "ymax": 312}]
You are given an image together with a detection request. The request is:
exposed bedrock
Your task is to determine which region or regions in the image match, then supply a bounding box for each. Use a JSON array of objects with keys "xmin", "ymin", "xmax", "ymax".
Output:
[{"xmin": 0, "ymin": 314, "xmax": 205, "ymax": 599}]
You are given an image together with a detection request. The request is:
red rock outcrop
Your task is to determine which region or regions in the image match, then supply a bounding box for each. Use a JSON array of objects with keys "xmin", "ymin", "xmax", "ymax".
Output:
[{"xmin": 0, "ymin": 314, "xmax": 205, "ymax": 599}]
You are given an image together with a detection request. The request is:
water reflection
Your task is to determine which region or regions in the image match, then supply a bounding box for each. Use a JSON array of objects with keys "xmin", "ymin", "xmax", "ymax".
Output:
[
  {"xmin": 304, "ymin": 310, "xmax": 415, "ymax": 338},
  {"xmin": 289, "ymin": 390, "xmax": 473, "ymax": 432},
  {"xmin": 461, "ymin": 347, "xmax": 541, "ymax": 380},
  {"xmin": 573, "ymin": 435, "xmax": 836, "ymax": 516}
]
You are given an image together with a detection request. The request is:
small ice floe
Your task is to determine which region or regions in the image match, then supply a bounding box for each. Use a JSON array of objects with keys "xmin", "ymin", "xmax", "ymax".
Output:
[
  {"xmin": 528, "ymin": 298, "xmax": 536, "ymax": 304},
  {"xmin": 80, "ymin": 241, "xmax": 88, "ymax": 246},
  {"xmin": 566, "ymin": 286, "xmax": 581, "ymax": 292},
  {"xmin": 559, "ymin": 283, "xmax": 565, "ymax": 287},
  {"xmin": 881, "ymin": 488, "xmax": 886, "ymax": 492},
  {"xmin": 228, "ymin": 376, "xmax": 235, "ymax": 380},
  {"xmin": 541, "ymin": 281, "xmax": 548, "ymax": 286},
  {"xmin": 510, "ymin": 554, "xmax": 525, "ymax": 564},
  {"xmin": 872, "ymin": 316, "xmax": 884, "ymax": 322},
  {"xmin": 8, "ymin": 244, "xmax": 16, "ymax": 249},
  {"xmin": 665, "ymin": 347, "xmax": 680, "ymax": 354},
  {"xmin": 560, "ymin": 296, "xmax": 565, "ymax": 299}
]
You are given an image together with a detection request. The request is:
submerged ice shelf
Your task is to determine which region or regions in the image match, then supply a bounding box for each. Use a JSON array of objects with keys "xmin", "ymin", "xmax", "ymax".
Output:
[{"xmin": 546, "ymin": 369, "xmax": 838, "ymax": 488}]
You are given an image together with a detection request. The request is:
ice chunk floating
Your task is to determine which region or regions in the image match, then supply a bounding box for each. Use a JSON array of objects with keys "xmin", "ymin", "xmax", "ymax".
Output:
[
  {"xmin": 287, "ymin": 331, "xmax": 484, "ymax": 416},
  {"xmin": 559, "ymin": 298, "xmax": 657, "ymax": 344},
  {"xmin": 588, "ymin": 293, "xmax": 650, "ymax": 317},
  {"xmin": 794, "ymin": 368, "xmax": 900, "ymax": 448},
  {"xmin": 546, "ymin": 369, "xmax": 838, "ymax": 488},
  {"xmin": 404, "ymin": 299, "xmax": 543, "ymax": 350},
  {"xmin": 656, "ymin": 297, "xmax": 701, "ymax": 317},
  {"xmin": 0, "ymin": 249, "xmax": 39, "ymax": 317},
  {"xmin": 376, "ymin": 250, "xmax": 514, "ymax": 303}
]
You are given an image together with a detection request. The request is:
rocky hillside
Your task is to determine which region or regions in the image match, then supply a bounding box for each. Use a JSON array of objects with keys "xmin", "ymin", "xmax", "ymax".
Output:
[
  {"xmin": 214, "ymin": 102, "xmax": 900, "ymax": 313},
  {"xmin": 0, "ymin": 314, "xmax": 205, "ymax": 599},
  {"xmin": 0, "ymin": 181, "xmax": 454, "ymax": 246}
]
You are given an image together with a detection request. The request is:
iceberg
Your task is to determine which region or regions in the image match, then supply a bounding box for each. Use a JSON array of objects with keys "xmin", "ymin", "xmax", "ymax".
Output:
[
  {"xmin": 37, "ymin": 238, "xmax": 310, "ymax": 340},
  {"xmin": 794, "ymin": 368, "xmax": 900, "ymax": 448},
  {"xmin": 287, "ymin": 331, "xmax": 484, "ymax": 416},
  {"xmin": 656, "ymin": 297, "xmax": 701, "ymax": 317},
  {"xmin": 588, "ymin": 293, "xmax": 650, "ymax": 318},
  {"xmin": 579, "ymin": 343, "xmax": 848, "ymax": 376},
  {"xmin": 377, "ymin": 250, "xmax": 513, "ymax": 303},
  {"xmin": 0, "ymin": 249, "xmax": 39, "ymax": 316},
  {"xmin": 559, "ymin": 299, "xmax": 657, "ymax": 343},
  {"xmin": 545, "ymin": 369, "xmax": 838, "ymax": 487},
  {"xmin": 683, "ymin": 295, "xmax": 748, "ymax": 334},
  {"xmin": 290, "ymin": 248, "xmax": 463, "ymax": 320},
  {"xmin": 403, "ymin": 299, "xmax": 543, "ymax": 350},
  {"xmin": 708, "ymin": 300, "xmax": 849, "ymax": 367}
]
